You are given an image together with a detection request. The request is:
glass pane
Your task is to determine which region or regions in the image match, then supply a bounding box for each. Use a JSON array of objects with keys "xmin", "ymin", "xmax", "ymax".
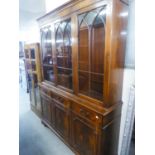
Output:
[
  {"xmin": 31, "ymin": 62, "xmax": 36, "ymax": 71},
  {"xmin": 85, "ymin": 11, "xmax": 98, "ymax": 26},
  {"xmin": 90, "ymin": 73, "xmax": 103, "ymax": 101},
  {"xmin": 34, "ymin": 86, "xmax": 41, "ymax": 110},
  {"xmin": 79, "ymin": 7, "xmax": 101, "ymax": 28},
  {"xmin": 55, "ymin": 19, "xmax": 72, "ymax": 90},
  {"xmin": 28, "ymin": 73, "xmax": 35, "ymax": 106},
  {"xmin": 43, "ymin": 65, "xmax": 54, "ymax": 82},
  {"xmin": 30, "ymin": 48, "xmax": 35, "ymax": 59},
  {"xmin": 41, "ymin": 27, "xmax": 54, "ymax": 83},
  {"xmin": 26, "ymin": 61, "xmax": 31, "ymax": 70},
  {"xmin": 79, "ymin": 28, "xmax": 89, "ymax": 71},
  {"xmin": 41, "ymin": 28, "xmax": 53, "ymax": 65},
  {"xmin": 25, "ymin": 49, "xmax": 29, "ymax": 58},
  {"xmin": 78, "ymin": 7, "xmax": 106, "ymax": 101},
  {"xmin": 56, "ymin": 26, "xmax": 63, "ymax": 58},
  {"xmin": 91, "ymin": 23, "xmax": 105, "ymax": 73},
  {"xmin": 78, "ymin": 13, "xmax": 87, "ymax": 26},
  {"xmin": 63, "ymin": 22, "xmax": 72, "ymax": 68},
  {"xmin": 57, "ymin": 68, "xmax": 72, "ymax": 89},
  {"xmin": 79, "ymin": 71, "xmax": 89, "ymax": 94},
  {"xmin": 32, "ymin": 73, "xmax": 38, "ymax": 88}
]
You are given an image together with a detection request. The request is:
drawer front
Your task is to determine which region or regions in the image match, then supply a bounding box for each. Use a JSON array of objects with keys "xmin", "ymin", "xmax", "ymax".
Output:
[
  {"xmin": 72, "ymin": 102, "xmax": 102, "ymax": 125},
  {"xmin": 40, "ymin": 86, "xmax": 70, "ymax": 108},
  {"xmin": 52, "ymin": 93, "xmax": 70, "ymax": 108}
]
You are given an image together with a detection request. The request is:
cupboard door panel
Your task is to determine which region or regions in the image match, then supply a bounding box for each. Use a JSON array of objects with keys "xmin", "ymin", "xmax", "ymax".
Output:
[
  {"xmin": 41, "ymin": 96, "xmax": 52, "ymax": 125},
  {"xmin": 71, "ymin": 114, "xmax": 98, "ymax": 155},
  {"xmin": 54, "ymin": 104, "xmax": 69, "ymax": 140}
]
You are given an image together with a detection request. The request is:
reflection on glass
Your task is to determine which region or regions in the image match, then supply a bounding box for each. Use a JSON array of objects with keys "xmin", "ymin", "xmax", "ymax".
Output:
[
  {"xmin": 30, "ymin": 48, "xmax": 35, "ymax": 59},
  {"xmin": 28, "ymin": 73, "xmax": 40, "ymax": 107},
  {"xmin": 32, "ymin": 74, "xmax": 38, "ymax": 88},
  {"xmin": 57, "ymin": 68, "xmax": 72, "ymax": 89},
  {"xmin": 43, "ymin": 66, "xmax": 54, "ymax": 82},
  {"xmin": 78, "ymin": 7, "xmax": 106, "ymax": 101},
  {"xmin": 31, "ymin": 62, "xmax": 36, "ymax": 71},
  {"xmin": 25, "ymin": 49, "xmax": 29, "ymax": 58},
  {"xmin": 34, "ymin": 86, "xmax": 41, "ymax": 109},
  {"xmin": 55, "ymin": 19, "xmax": 72, "ymax": 89},
  {"xmin": 26, "ymin": 61, "xmax": 31, "ymax": 70},
  {"xmin": 42, "ymin": 28, "xmax": 53, "ymax": 65},
  {"xmin": 41, "ymin": 26, "xmax": 55, "ymax": 83}
]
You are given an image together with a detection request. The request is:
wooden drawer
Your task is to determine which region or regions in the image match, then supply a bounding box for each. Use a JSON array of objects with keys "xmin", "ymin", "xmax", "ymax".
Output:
[
  {"xmin": 52, "ymin": 93, "xmax": 70, "ymax": 108},
  {"xmin": 71, "ymin": 102, "xmax": 102, "ymax": 125}
]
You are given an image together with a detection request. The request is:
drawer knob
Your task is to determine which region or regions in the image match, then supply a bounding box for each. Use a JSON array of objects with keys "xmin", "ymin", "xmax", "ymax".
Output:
[{"xmin": 96, "ymin": 115, "xmax": 99, "ymax": 119}]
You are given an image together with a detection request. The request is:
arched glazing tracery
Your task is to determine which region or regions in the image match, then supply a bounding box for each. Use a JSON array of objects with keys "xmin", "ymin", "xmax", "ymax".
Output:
[
  {"xmin": 55, "ymin": 19, "xmax": 72, "ymax": 89},
  {"xmin": 78, "ymin": 6, "xmax": 106, "ymax": 101}
]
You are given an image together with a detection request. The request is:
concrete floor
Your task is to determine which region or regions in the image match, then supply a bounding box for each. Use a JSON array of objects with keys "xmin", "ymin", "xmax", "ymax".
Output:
[{"xmin": 19, "ymin": 86, "xmax": 74, "ymax": 155}]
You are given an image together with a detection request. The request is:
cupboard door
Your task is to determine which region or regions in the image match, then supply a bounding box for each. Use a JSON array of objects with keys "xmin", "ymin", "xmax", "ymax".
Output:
[
  {"xmin": 54, "ymin": 103, "xmax": 69, "ymax": 140},
  {"xmin": 55, "ymin": 19, "xmax": 73, "ymax": 90},
  {"xmin": 71, "ymin": 114, "xmax": 98, "ymax": 155},
  {"xmin": 78, "ymin": 7, "xmax": 106, "ymax": 101},
  {"xmin": 41, "ymin": 26, "xmax": 55, "ymax": 83},
  {"xmin": 41, "ymin": 96, "xmax": 52, "ymax": 125}
]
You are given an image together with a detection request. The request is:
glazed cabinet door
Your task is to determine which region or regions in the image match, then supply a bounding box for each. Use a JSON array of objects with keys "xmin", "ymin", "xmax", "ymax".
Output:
[
  {"xmin": 41, "ymin": 26, "xmax": 55, "ymax": 83},
  {"xmin": 71, "ymin": 113, "xmax": 99, "ymax": 155},
  {"xmin": 78, "ymin": 6, "xmax": 106, "ymax": 101},
  {"xmin": 55, "ymin": 18, "xmax": 73, "ymax": 90},
  {"xmin": 41, "ymin": 96, "xmax": 53, "ymax": 125},
  {"xmin": 54, "ymin": 103, "xmax": 70, "ymax": 141}
]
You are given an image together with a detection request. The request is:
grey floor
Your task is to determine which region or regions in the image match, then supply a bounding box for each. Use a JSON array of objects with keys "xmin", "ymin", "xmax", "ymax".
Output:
[{"xmin": 19, "ymin": 86, "xmax": 74, "ymax": 155}]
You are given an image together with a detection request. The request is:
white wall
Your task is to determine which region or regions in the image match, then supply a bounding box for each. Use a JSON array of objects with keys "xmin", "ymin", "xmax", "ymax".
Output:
[
  {"xmin": 19, "ymin": 0, "xmax": 46, "ymax": 43},
  {"xmin": 118, "ymin": 0, "xmax": 135, "ymax": 154},
  {"xmin": 45, "ymin": 0, "xmax": 70, "ymax": 13},
  {"xmin": 19, "ymin": 0, "xmax": 70, "ymax": 43}
]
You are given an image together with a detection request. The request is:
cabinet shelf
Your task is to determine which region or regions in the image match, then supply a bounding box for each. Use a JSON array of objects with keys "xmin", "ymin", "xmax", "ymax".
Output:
[
  {"xmin": 43, "ymin": 64, "xmax": 53, "ymax": 67},
  {"xmin": 57, "ymin": 66, "xmax": 72, "ymax": 71}
]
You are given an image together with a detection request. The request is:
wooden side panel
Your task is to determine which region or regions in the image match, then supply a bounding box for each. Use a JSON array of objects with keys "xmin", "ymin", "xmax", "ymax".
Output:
[
  {"xmin": 100, "ymin": 117, "xmax": 121, "ymax": 155},
  {"xmin": 104, "ymin": 0, "xmax": 129, "ymax": 107}
]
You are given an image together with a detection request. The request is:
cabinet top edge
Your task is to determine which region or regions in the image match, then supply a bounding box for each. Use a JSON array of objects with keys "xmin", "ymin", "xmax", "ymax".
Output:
[
  {"xmin": 37, "ymin": 0, "xmax": 108, "ymax": 23},
  {"xmin": 39, "ymin": 82, "xmax": 121, "ymax": 116}
]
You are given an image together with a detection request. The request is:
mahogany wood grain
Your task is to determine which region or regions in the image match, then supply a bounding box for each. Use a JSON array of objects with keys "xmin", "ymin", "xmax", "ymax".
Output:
[{"xmin": 37, "ymin": 0, "xmax": 129, "ymax": 154}]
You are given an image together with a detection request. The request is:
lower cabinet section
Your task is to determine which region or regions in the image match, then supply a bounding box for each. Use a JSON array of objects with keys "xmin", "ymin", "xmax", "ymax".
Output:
[{"xmin": 39, "ymin": 86, "xmax": 121, "ymax": 155}]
